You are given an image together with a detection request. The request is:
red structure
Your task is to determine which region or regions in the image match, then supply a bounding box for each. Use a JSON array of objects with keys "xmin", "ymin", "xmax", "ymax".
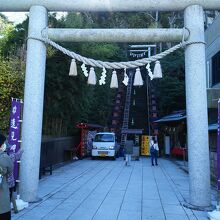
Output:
[
  {"xmin": 76, "ymin": 123, "xmax": 103, "ymax": 157},
  {"xmin": 171, "ymin": 146, "xmax": 187, "ymax": 158},
  {"xmin": 109, "ymin": 89, "xmax": 124, "ymax": 136}
]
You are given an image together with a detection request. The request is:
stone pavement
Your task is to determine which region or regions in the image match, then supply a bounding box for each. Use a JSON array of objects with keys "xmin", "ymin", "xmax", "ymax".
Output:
[{"xmin": 12, "ymin": 157, "xmax": 212, "ymax": 220}]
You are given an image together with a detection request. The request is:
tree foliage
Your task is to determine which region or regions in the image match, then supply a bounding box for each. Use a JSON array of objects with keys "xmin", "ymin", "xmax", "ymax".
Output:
[
  {"xmin": 155, "ymin": 49, "xmax": 185, "ymax": 116},
  {"xmin": 43, "ymin": 13, "xmax": 121, "ymax": 135},
  {"xmin": 0, "ymin": 15, "xmax": 25, "ymax": 132},
  {"xmin": 0, "ymin": 58, "xmax": 24, "ymax": 131}
]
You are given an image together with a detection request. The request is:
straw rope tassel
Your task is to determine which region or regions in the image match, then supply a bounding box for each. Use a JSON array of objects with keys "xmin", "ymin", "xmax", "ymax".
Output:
[
  {"xmin": 110, "ymin": 70, "xmax": 118, "ymax": 88},
  {"xmin": 87, "ymin": 67, "xmax": 96, "ymax": 85},
  {"xmin": 153, "ymin": 61, "xmax": 163, "ymax": 78},
  {"xmin": 133, "ymin": 68, "xmax": 143, "ymax": 86},
  {"xmin": 69, "ymin": 59, "xmax": 77, "ymax": 76}
]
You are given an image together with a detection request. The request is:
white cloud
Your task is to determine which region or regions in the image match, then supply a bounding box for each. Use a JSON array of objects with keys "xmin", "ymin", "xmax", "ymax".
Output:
[{"xmin": 2, "ymin": 12, "xmax": 28, "ymax": 24}]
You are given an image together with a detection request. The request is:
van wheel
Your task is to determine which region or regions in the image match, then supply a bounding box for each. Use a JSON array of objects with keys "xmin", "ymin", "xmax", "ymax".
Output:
[{"xmin": 112, "ymin": 156, "xmax": 116, "ymax": 160}]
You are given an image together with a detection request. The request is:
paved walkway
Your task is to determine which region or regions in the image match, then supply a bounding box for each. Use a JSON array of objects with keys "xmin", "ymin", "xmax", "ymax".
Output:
[{"xmin": 12, "ymin": 157, "xmax": 212, "ymax": 220}]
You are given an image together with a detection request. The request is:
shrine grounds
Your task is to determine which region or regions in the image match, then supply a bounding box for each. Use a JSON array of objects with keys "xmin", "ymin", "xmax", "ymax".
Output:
[{"xmin": 12, "ymin": 157, "xmax": 214, "ymax": 220}]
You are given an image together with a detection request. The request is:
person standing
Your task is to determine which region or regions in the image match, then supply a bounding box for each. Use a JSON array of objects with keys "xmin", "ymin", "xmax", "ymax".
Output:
[
  {"xmin": 0, "ymin": 134, "xmax": 13, "ymax": 220},
  {"xmin": 150, "ymin": 138, "xmax": 159, "ymax": 166},
  {"xmin": 124, "ymin": 140, "xmax": 133, "ymax": 166}
]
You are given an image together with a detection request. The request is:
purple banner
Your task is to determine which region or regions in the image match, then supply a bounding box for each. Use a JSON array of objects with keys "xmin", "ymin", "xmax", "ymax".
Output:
[
  {"xmin": 218, "ymin": 99, "xmax": 220, "ymax": 189},
  {"xmin": 8, "ymin": 98, "xmax": 22, "ymax": 181}
]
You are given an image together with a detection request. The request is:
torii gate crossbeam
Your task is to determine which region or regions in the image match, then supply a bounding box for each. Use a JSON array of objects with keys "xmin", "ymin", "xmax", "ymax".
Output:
[
  {"xmin": 0, "ymin": 0, "xmax": 220, "ymax": 11},
  {"xmin": 0, "ymin": 0, "xmax": 212, "ymax": 209},
  {"xmin": 46, "ymin": 28, "xmax": 189, "ymax": 43}
]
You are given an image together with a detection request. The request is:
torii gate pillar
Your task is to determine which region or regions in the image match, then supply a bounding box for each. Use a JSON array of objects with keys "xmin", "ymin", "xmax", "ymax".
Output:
[
  {"xmin": 19, "ymin": 5, "xmax": 47, "ymax": 202},
  {"xmin": 184, "ymin": 5, "xmax": 210, "ymax": 207}
]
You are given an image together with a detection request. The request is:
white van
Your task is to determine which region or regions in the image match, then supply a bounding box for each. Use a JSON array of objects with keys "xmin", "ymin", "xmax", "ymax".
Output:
[{"xmin": 91, "ymin": 132, "xmax": 118, "ymax": 159}]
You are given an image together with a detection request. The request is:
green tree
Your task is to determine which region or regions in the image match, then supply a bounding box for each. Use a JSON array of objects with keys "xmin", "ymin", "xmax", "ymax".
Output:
[
  {"xmin": 0, "ymin": 15, "xmax": 25, "ymax": 132},
  {"xmin": 155, "ymin": 50, "xmax": 185, "ymax": 116},
  {"xmin": 42, "ymin": 12, "xmax": 124, "ymax": 135}
]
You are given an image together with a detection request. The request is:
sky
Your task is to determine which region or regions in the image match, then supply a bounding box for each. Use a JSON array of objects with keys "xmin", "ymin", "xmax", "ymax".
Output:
[
  {"xmin": 2, "ymin": 12, "xmax": 66, "ymax": 24},
  {"xmin": 2, "ymin": 12, "xmax": 28, "ymax": 24}
]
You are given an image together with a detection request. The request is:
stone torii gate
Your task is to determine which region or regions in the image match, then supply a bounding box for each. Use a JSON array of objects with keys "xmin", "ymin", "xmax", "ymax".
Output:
[{"xmin": 1, "ymin": 0, "xmax": 220, "ymax": 209}]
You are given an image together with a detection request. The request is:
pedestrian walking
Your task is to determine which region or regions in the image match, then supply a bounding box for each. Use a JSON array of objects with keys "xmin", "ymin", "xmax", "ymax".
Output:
[
  {"xmin": 150, "ymin": 138, "xmax": 159, "ymax": 166},
  {"xmin": 0, "ymin": 134, "xmax": 13, "ymax": 220},
  {"xmin": 124, "ymin": 140, "xmax": 133, "ymax": 166}
]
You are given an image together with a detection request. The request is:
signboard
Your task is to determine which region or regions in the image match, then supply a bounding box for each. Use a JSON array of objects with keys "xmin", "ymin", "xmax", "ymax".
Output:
[
  {"xmin": 8, "ymin": 98, "xmax": 22, "ymax": 181},
  {"xmin": 141, "ymin": 135, "xmax": 150, "ymax": 156}
]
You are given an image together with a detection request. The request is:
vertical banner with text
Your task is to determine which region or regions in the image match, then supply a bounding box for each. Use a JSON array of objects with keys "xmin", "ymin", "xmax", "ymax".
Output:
[
  {"xmin": 218, "ymin": 99, "xmax": 220, "ymax": 189},
  {"xmin": 141, "ymin": 135, "xmax": 150, "ymax": 156},
  {"xmin": 8, "ymin": 98, "xmax": 22, "ymax": 181}
]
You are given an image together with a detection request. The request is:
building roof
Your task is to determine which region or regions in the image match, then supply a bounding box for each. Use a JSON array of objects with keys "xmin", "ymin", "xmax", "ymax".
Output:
[
  {"xmin": 155, "ymin": 111, "xmax": 218, "ymax": 131},
  {"xmin": 76, "ymin": 123, "xmax": 104, "ymax": 129},
  {"xmin": 154, "ymin": 111, "xmax": 186, "ymax": 123},
  {"xmin": 96, "ymin": 132, "xmax": 115, "ymax": 135}
]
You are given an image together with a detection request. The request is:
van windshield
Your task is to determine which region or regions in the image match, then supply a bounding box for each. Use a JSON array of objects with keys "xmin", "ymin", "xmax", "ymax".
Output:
[{"xmin": 94, "ymin": 134, "xmax": 114, "ymax": 142}]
